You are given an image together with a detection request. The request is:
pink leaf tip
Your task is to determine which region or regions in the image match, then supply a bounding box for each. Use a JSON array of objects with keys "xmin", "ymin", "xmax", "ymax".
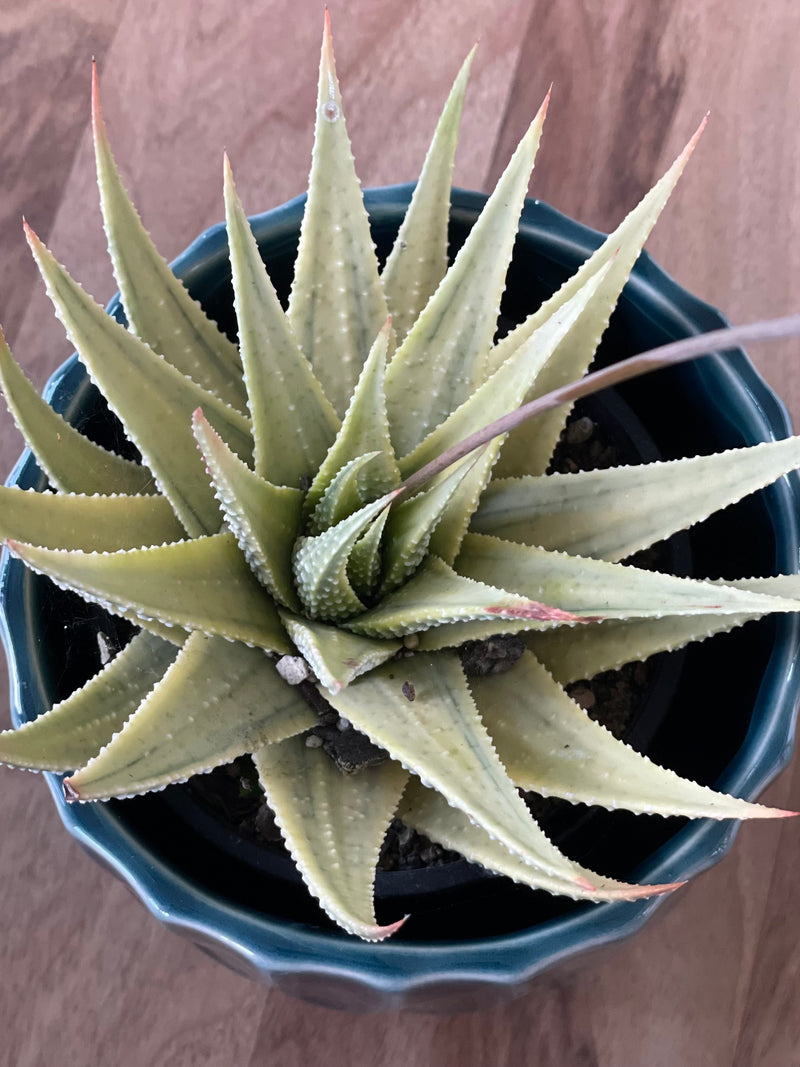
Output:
[
  {"xmin": 365, "ymin": 913, "xmax": 408, "ymax": 941},
  {"xmin": 538, "ymin": 85, "xmax": 552, "ymax": 123},
  {"xmin": 21, "ymin": 219, "xmax": 40, "ymax": 247},
  {"xmin": 62, "ymin": 778, "xmax": 80, "ymax": 803}
]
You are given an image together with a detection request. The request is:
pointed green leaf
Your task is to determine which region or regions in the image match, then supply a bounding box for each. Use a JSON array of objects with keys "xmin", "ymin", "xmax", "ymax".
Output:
[
  {"xmin": 473, "ymin": 651, "xmax": 793, "ymax": 819},
  {"xmin": 8, "ymin": 533, "xmax": 291, "ymax": 653},
  {"xmin": 729, "ymin": 575, "xmax": 800, "ymax": 596},
  {"xmin": 385, "ymin": 96, "xmax": 549, "ymax": 456},
  {"xmin": 423, "ymin": 447, "xmax": 500, "ymax": 566},
  {"xmin": 492, "ymin": 122, "xmax": 705, "ymax": 477},
  {"xmin": 395, "ymin": 264, "xmax": 609, "ymax": 563},
  {"xmin": 381, "ymin": 48, "xmax": 475, "ymax": 341},
  {"xmin": 529, "ymin": 574, "xmax": 800, "ymax": 683},
  {"xmin": 0, "ymin": 631, "xmax": 178, "ymax": 771},
  {"xmin": 279, "ymin": 610, "xmax": 401, "ymax": 693},
  {"xmin": 308, "ymin": 452, "xmax": 382, "ymax": 536},
  {"xmin": 25, "ymin": 225, "xmax": 253, "ymax": 537},
  {"xmin": 293, "ymin": 491, "xmax": 399, "ymax": 621},
  {"xmin": 380, "ymin": 457, "xmax": 478, "ymax": 593},
  {"xmin": 457, "ymin": 533, "xmax": 800, "ymax": 623},
  {"xmin": 0, "ymin": 330, "xmax": 155, "ymax": 496},
  {"xmin": 400, "ymin": 781, "xmax": 683, "ymax": 901},
  {"xmin": 418, "ymin": 573, "xmax": 800, "ymax": 660},
  {"xmin": 66, "ymin": 633, "xmax": 314, "ymax": 799},
  {"xmin": 253, "ymin": 735, "xmax": 408, "ymax": 940},
  {"xmin": 348, "ymin": 554, "xmax": 588, "ymax": 638},
  {"xmin": 347, "ymin": 506, "xmax": 389, "ymax": 600},
  {"xmin": 223, "ymin": 155, "xmax": 339, "ymax": 483},
  {"xmin": 92, "ymin": 67, "xmax": 245, "ymax": 409},
  {"xmin": 394, "ymin": 265, "xmax": 609, "ymax": 478},
  {"xmin": 473, "ymin": 436, "xmax": 800, "ymax": 561},
  {"xmin": 193, "ymin": 410, "xmax": 302, "ymax": 610},
  {"xmin": 529, "ymin": 615, "xmax": 730, "ymax": 684},
  {"xmin": 0, "ymin": 486, "xmax": 184, "ymax": 551},
  {"xmin": 305, "ymin": 319, "xmax": 400, "ymax": 517},
  {"xmin": 287, "ymin": 16, "xmax": 388, "ymax": 416},
  {"xmin": 326, "ymin": 652, "xmax": 596, "ymax": 884}
]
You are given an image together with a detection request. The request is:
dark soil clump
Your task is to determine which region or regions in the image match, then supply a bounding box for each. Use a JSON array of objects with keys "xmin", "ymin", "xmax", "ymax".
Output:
[
  {"xmin": 379, "ymin": 819, "xmax": 462, "ymax": 872},
  {"xmin": 459, "ymin": 633, "xmax": 526, "ymax": 677}
]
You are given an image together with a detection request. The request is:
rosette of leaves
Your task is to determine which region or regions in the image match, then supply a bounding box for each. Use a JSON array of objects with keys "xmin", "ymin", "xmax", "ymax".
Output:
[{"xmin": 1, "ymin": 17, "xmax": 800, "ymax": 940}]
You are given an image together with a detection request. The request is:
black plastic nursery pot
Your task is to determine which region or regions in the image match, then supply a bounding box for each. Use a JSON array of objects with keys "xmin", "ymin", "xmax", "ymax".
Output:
[{"xmin": 2, "ymin": 185, "xmax": 800, "ymax": 1013}]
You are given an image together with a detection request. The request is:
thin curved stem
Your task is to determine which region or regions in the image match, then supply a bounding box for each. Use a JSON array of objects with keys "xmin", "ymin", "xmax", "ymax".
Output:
[{"xmin": 399, "ymin": 315, "xmax": 800, "ymax": 497}]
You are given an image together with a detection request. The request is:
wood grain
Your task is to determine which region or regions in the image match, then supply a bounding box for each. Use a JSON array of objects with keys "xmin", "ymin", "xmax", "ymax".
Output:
[{"xmin": 0, "ymin": 1, "xmax": 798, "ymax": 1064}]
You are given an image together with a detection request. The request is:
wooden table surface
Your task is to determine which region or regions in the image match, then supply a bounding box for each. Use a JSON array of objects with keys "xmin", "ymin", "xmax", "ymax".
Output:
[{"xmin": 1, "ymin": 1, "xmax": 799, "ymax": 1064}]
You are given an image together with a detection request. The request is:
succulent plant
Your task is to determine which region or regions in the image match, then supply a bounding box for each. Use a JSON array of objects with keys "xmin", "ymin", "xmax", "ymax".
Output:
[{"xmin": 2, "ymin": 15, "xmax": 800, "ymax": 941}]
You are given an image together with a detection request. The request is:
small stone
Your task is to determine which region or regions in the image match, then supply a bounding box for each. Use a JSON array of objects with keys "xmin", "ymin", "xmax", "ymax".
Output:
[
  {"xmin": 565, "ymin": 416, "xmax": 594, "ymax": 445},
  {"xmin": 336, "ymin": 717, "xmax": 351, "ymax": 732},
  {"xmin": 396, "ymin": 824, "xmax": 414, "ymax": 849},
  {"xmin": 571, "ymin": 686, "xmax": 596, "ymax": 711},
  {"xmin": 275, "ymin": 655, "xmax": 311, "ymax": 685},
  {"xmin": 96, "ymin": 631, "xmax": 113, "ymax": 665},
  {"xmin": 305, "ymin": 734, "xmax": 323, "ymax": 748}
]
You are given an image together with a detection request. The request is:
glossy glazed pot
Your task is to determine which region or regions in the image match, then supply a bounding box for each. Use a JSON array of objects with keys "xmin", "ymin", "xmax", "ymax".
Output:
[{"xmin": 3, "ymin": 185, "xmax": 799, "ymax": 1012}]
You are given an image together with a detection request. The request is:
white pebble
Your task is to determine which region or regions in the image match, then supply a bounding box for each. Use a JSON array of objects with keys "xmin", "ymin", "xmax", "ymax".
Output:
[{"xmin": 275, "ymin": 655, "xmax": 311, "ymax": 685}]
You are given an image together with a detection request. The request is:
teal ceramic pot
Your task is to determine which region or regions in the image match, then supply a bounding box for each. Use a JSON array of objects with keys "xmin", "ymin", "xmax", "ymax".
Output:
[{"xmin": 3, "ymin": 186, "xmax": 799, "ymax": 1013}]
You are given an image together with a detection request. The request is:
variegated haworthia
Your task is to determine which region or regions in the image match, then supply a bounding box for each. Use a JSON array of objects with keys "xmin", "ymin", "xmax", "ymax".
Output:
[{"xmin": 1, "ymin": 13, "xmax": 799, "ymax": 941}]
